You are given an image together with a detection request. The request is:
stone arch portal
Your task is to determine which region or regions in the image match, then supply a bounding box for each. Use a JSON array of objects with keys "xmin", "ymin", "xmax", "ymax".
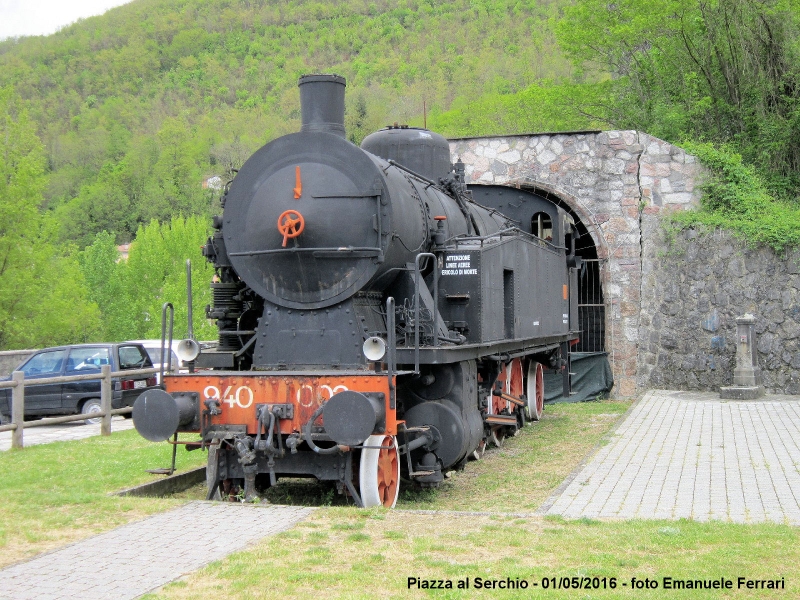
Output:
[
  {"xmin": 450, "ymin": 131, "xmax": 702, "ymax": 397},
  {"xmin": 515, "ymin": 183, "xmax": 607, "ymax": 355}
]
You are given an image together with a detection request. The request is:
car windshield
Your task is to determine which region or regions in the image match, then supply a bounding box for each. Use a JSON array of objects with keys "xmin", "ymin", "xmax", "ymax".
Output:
[
  {"xmin": 66, "ymin": 348, "xmax": 110, "ymax": 373},
  {"xmin": 117, "ymin": 345, "xmax": 152, "ymax": 370}
]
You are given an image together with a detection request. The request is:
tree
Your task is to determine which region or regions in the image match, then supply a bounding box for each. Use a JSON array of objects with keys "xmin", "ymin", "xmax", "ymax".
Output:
[
  {"xmin": 81, "ymin": 216, "xmax": 216, "ymax": 343},
  {"xmin": 557, "ymin": 0, "xmax": 800, "ymax": 197},
  {"xmin": 0, "ymin": 86, "xmax": 100, "ymax": 349}
]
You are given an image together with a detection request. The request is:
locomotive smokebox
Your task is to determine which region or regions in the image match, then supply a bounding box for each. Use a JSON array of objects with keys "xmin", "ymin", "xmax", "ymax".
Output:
[
  {"xmin": 322, "ymin": 390, "xmax": 385, "ymax": 446},
  {"xmin": 299, "ymin": 74, "xmax": 346, "ymax": 137}
]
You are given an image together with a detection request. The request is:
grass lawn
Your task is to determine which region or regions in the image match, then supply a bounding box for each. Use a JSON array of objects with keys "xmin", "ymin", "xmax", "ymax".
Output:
[
  {"xmin": 143, "ymin": 509, "xmax": 798, "ymax": 599},
  {"xmin": 0, "ymin": 428, "xmax": 206, "ymax": 568}
]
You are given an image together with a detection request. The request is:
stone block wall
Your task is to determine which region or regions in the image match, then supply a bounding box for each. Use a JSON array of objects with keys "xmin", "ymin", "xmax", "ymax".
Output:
[
  {"xmin": 450, "ymin": 131, "xmax": 702, "ymax": 396},
  {"xmin": 0, "ymin": 350, "xmax": 34, "ymax": 376},
  {"xmin": 639, "ymin": 227, "xmax": 800, "ymax": 394}
]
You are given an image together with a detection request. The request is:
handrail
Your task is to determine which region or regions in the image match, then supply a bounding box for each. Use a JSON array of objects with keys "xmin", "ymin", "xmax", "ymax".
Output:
[
  {"xmin": 185, "ymin": 260, "xmax": 194, "ymax": 342},
  {"xmin": 414, "ymin": 252, "xmax": 439, "ymax": 373},
  {"xmin": 228, "ymin": 246, "xmax": 381, "ymax": 257},
  {"xmin": 451, "ymin": 226, "xmax": 566, "ymax": 250},
  {"xmin": 161, "ymin": 302, "xmax": 175, "ymax": 381},
  {"xmin": 386, "ymin": 297, "xmax": 396, "ymax": 410}
]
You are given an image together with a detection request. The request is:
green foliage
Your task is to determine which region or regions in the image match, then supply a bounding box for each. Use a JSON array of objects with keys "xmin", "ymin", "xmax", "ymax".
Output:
[
  {"xmin": 669, "ymin": 142, "xmax": 800, "ymax": 251},
  {"xmin": 557, "ymin": 0, "xmax": 800, "ymax": 199},
  {"xmin": 81, "ymin": 216, "xmax": 216, "ymax": 342},
  {"xmin": 0, "ymin": 86, "xmax": 100, "ymax": 349},
  {"xmin": 428, "ymin": 81, "xmax": 606, "ymax": 137},
  {"xmin": 0, "ymin": 0, "xmax": 576, "ymax": 245}
]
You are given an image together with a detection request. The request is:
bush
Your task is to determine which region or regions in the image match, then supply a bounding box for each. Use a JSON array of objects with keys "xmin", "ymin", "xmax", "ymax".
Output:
[{"xmin": 670, "ymin": 142, "xmax": 800, "ymax": 252}]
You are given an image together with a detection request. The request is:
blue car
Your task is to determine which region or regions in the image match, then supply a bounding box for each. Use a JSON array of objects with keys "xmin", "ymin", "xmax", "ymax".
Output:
[{"xmin": 0, "ymin": 343, "xmax": 159, "ymax": 425}]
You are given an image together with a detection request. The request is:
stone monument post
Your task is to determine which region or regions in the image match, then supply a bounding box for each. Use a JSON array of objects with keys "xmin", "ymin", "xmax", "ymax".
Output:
[{"xmin": 720, "ymin": 313, "xmax": 765, "ymax": 399}]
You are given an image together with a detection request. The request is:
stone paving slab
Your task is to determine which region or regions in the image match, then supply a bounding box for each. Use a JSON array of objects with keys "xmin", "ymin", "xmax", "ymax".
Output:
[
  {"xmin": 546, "ymin": 390, "xmax": 800, "ymax": 524},
  {"xmin": 0, "ymin": 501, "xmax": 314, "ymax": 600},
  {"xmin": 0, "ymin": 417, "xmax": 135, "ymax": 451}
]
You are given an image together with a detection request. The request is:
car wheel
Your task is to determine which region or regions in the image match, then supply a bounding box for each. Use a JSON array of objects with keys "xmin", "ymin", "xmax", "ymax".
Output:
[{"xmin": 81, "ymin": 399, "xmax": 102, "ymax": 425}]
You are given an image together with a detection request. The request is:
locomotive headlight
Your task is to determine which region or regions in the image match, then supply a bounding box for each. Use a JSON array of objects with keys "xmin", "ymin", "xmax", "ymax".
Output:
[{"xmin": 362, "ymin": 336, "xmax": 387, "ymax": 362}]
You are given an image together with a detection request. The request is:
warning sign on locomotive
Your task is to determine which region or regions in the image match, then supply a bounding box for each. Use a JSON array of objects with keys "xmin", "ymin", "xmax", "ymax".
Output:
[{"xmin": 442, "ymin": 254, "xmax": 478, "ymax": 276}]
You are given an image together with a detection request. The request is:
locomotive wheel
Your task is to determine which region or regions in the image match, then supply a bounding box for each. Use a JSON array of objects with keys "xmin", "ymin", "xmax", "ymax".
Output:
[
  {"xmin": 508, "ymin": 359, "xmax": 524, "ymax": 429},
  {"xmin": 471, "ymin": 439, "xmax": 486, "ymax": 460},
  {"xmin": 493, "ymin": 363, "xmax": 509, "ymax": 415},
  {"xmin": 526, "ymin": 361, "xmax": 545, "ymax": 421},
  {"xmin": 490, "ymin": 426, "xmax": 505, "ymax": 447},
  {"xmin": 359, "ymin": 434, "xmax": 400, "ymax": 508},
  {"xmin": 221, "ymin": 478, "xmax": 244, "ymax": 502}
]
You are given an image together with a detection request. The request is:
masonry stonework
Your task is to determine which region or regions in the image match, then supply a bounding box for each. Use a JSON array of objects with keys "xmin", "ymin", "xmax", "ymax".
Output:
[
  {"xmin": 639, "ymin": 228, "xmax": 800, "ymax": 394},
  {"xmin": 451, "ymin": 131, "xmax": 702, "ymax": 397}
]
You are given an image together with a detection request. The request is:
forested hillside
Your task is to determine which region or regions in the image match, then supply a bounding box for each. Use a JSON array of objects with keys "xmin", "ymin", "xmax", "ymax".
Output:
[
  {"xmin": 1, "ymin": 0, "xmax": 798, "ymax": 349},
  {"xmin": 0, "ymin": 0, "xmax": 576, "ymax": 246}
]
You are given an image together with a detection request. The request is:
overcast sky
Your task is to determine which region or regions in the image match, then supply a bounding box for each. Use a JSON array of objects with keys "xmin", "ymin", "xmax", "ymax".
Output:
[{"xmin": 0, "ymin": 0, "xmax": 133, "ymax": 41}]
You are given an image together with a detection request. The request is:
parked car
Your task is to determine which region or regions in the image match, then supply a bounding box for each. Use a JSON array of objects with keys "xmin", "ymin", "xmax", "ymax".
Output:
[
  {"xmin": 0, "ymin": 343, "xmax": 159, "ymax": 425},
  {"xmin": 126, "ymin": 340, "xmax": 186, "ymax": 383}
]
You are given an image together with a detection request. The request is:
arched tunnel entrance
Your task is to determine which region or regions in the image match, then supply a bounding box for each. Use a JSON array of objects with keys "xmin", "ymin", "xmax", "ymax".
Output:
[
  {"xmin": 468, "ymin": 183, "xmax": 613, "ymax": 400},
  {"xmin": 521, "ymin": 186, "xmax": 606, "ymax": 354}
]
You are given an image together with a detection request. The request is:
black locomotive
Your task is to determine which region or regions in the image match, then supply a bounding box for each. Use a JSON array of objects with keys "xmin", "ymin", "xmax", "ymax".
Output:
[{"xmin": 133, "ymin": 74, "xmax": 580, "ymax": 507}]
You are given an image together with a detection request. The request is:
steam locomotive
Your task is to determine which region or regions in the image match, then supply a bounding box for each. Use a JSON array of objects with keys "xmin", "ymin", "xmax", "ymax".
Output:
[{"xmin": 133, "ymin": 74, "xmax": 581, "ymax": 507}]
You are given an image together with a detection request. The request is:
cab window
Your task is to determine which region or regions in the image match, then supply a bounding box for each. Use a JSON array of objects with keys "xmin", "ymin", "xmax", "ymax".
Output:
[{"xmin": 531, "ymin": 212, "xmax": 553, "ymax": 241}]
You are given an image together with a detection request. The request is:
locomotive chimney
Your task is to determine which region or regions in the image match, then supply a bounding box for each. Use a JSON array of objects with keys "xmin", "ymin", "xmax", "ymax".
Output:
[{"xmin": 298, "ymin": 74, "xmax": 346, "ymax": 137}]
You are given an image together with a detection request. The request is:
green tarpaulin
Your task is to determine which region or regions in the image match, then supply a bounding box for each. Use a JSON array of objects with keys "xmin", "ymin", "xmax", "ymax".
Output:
[{"xmin": 543, "ymin": 352, "xmax": 614, "ymax": 403}]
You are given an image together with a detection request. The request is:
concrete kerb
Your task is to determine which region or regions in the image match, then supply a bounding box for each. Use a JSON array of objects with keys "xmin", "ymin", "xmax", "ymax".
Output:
[
  {"xmin": 114, "ymin": 466, "xmax": 207, "ymax": 497},
  {"xmin": 536, "ymin": 391, "xmax": 647, "ymax": 515}
]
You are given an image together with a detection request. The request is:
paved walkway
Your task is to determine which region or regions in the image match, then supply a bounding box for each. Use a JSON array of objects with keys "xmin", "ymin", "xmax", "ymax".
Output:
[
  {"xmin": 0, "ymin": 502, "xmax": 314, "ymax": 600},
  {"xmin": 545, "ymin": 390, "xmax": 800, "ymax": 524},
  {"xmin": 0, "ymin": 417, "xmax": 134, "ymax": 451}
]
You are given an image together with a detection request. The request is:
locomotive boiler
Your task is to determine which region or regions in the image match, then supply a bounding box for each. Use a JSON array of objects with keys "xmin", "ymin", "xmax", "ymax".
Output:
[{"xmin": 133, "ymin": 74, "xmax": 581, "ymax": 507}]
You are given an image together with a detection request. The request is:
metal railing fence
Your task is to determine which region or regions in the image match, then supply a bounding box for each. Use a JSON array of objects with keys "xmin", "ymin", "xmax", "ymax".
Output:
[
  {"xmin": 576, "ymin": 258, "xmax": 606, "ymax": 353},
  {"xmin": 0, "ymin": 365, "xmax": 158, "ymax": 449}
]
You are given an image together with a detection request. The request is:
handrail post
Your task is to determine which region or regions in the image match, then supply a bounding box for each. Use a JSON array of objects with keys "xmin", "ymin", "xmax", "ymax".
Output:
[
  {"xmin": 386, "ymin": 297, "xmax": 396, "ymax": 410},
  {"xmin": 161, "ymin": 302, "xmax": 175, "ymax": 382},
  {"xmin": 100, "ymin": 364, "xmax": 112, "ymax": 436},
  {"xmin": 414, "ymin": 252, "xmax": 436, "ymax": 374},
  {"xmin": 11, "ymin": 371, "xmax": 24, "ymax": 449},
  {"xmin": 186, "ymin": 259, "xmax": 196, "ymax": 374}
]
